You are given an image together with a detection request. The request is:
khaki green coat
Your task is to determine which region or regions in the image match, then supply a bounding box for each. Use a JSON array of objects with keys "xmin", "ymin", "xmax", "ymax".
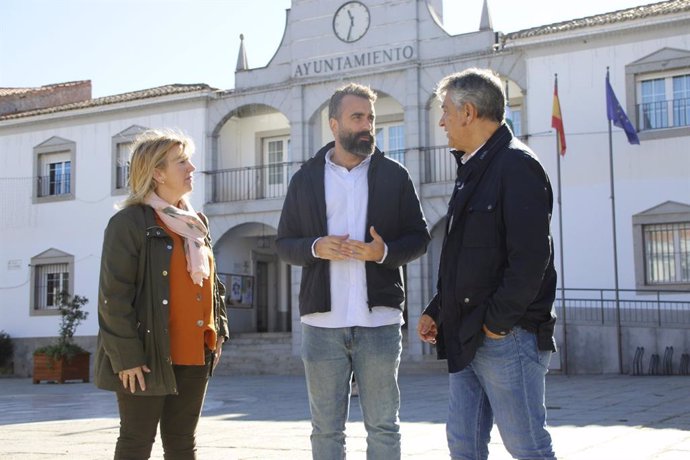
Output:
[{"xmin": 94, "ymin": 205, "xmax": 229, "ymax": 395}]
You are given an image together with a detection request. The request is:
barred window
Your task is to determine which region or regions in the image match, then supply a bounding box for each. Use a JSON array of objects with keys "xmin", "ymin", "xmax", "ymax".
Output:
[
  {"xmin": 36, "ymin": 264, "xmax": 70, "ymax": 310},
  {"xmin": 30, "ymin": 249, "xmax": 74, "ymax": 316},
  {"xmin": 644, "ymin": 222, "xmax": 690, "ymax": 285}
]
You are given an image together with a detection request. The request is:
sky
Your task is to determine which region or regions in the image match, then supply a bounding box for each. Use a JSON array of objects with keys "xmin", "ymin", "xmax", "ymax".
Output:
[{"xmin": 1, "ymin": 0, "xmax": 656, "ymax": 98}]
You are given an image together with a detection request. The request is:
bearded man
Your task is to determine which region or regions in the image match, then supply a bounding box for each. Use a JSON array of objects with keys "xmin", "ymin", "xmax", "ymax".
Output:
[{"xmin": 276, "ymin": 83, "xmax": 430, "ymax": 460}]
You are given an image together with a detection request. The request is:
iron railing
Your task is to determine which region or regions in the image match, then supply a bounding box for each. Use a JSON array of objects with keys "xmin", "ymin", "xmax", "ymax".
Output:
[
  {"xmin": 421, "ymin": 145, "xmax": 455, "ymax": 184},
  {"xmin": 387, "ymin": 148, "xmax": 405, "ymax": 165},
  {"xmin": 205, "ymin": 148, "xmax": 439, "ymax": 204},
  {"xmin": 205, "ymin": 162, "xmax": 303, "ymax": 203},
  {"xmin": 636, "ymin": 97, "xmax": 690, "ymax": 131},
  {"xmin": 36, "ymin": 173, "xmax": 71, "ymax": 197},
  {"xmin": 554, "ymin": 288, "xmax": 690, "ymax": 327}
]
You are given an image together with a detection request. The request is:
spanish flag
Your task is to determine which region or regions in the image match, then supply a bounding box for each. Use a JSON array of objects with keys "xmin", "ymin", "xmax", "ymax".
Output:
[{"xmin": 551, "ymin": 74, "xmax": 566, "ymax": 156}]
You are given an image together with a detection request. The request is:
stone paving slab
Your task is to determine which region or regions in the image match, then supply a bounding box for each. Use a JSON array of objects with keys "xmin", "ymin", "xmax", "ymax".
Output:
[{"xmin": 0, "ymin": 373, "xmax": 689, "ymax": 459}]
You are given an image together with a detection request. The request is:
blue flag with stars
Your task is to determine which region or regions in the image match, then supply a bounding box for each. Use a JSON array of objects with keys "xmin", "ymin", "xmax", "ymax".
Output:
[{"xmin": 606, "ymin": 72, "xmax": 640, "ymax": 145}]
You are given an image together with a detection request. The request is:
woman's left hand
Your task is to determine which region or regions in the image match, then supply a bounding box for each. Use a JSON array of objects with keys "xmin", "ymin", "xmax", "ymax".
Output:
[{"xmin": 213, "ymin": 336, "xmax": 225, "ymax": 370}]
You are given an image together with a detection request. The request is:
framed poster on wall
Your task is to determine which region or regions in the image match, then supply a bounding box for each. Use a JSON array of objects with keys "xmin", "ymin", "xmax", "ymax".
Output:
[{"xmin": 219, "ymin": 273, "xmax": 254, "ymax": 308}]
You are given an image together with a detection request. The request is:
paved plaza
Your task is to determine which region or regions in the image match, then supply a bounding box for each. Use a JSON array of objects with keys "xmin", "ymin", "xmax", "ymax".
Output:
[{"xmin": 0, "ymin": 372, "xmax": 689, "ymax": 459}]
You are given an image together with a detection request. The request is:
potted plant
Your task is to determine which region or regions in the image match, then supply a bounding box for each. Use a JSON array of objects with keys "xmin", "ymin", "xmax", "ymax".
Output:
[
  {"xmin": 0, "ymin": 330, "xmax": 14, "ymax": 376},
  {"xmin": 33, "ymin": 291, "xmax": 90, "ymax": 384}
]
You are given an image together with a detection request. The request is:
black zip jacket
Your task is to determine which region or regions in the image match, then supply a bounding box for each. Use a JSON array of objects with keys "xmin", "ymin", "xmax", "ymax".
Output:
[
  {"xmin": 423, "ymin": 124, "xmax": 557, "ymax": 373},
  {"xmin": 276, "ymin": 142, "xmax": 430, "ymax": 316}
]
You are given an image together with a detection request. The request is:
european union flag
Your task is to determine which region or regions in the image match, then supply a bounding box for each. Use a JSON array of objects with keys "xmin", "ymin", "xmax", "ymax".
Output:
[{"xmin": 606, "ymin": 73, "xmax": 640, "ymax": 145}]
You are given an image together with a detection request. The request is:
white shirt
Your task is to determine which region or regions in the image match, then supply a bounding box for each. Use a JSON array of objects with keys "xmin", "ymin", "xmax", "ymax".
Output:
[{"xmin": 301, "ymin": 149, "xmax": 404, "ymax": 328}]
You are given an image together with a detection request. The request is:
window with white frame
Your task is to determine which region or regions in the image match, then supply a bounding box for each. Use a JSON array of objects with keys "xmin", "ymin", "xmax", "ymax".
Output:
[
  {"xmin": 262, "ymin": 135, "xmax": 290, "ymax": 198},
  {"xmin": 33, "ymin": 136, "xmax": 76, "ymax": 203},
  {"xmin": 628, "ymin": 48, "xmax": 690, "ymax": 135},
  {"xmin": 375, "ymin": 122, "xmax": 405, "ymax": 164},
  {"xmin": 42, "ymin": 156, "xmax": 71, "ymax": 196},
  {"xmin": 632, "ymin": 201, "xmax": 690, "ymax": 290},
  {"xmin": 30, "ymin": 249, "xmax": 74, "ymax": 315},
  {"xmin": 112, "ymin": 125, "xmax": 147, "ymax": 195},
  {"xmin": 115, "ymin": 142, "xmax": 131, "ymax": 190},
  {"xmin": 672, "ymin": 74, "xmax": 690, "ymax": 127},
  {"xmin": 639, "ymin": 77, "xmax": 669, "ymax": 129},
  {"xmin": 506, "ymin": 106, "xmax": 522, "ymax": 137}
]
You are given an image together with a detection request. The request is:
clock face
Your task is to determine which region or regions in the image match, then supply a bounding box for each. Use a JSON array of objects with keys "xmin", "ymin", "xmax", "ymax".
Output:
[{"xmin": 333, "ymin": 1, "xmax": 370, "ymax": 43}]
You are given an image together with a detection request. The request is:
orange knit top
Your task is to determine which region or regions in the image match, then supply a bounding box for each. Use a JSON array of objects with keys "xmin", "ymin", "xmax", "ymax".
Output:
[{"xmin": 156, "ymin": 216, "xmax": 217, "ymax": 365}]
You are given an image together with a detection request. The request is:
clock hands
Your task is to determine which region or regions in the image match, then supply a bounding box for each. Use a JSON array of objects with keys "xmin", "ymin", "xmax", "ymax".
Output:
[
  {"xmin": 347, "ymin": 9, "xmax": 354, "ymax": 41},
  {"xmin": 334, "ymin": 2, "xmax": 369, "ymax": 43}
]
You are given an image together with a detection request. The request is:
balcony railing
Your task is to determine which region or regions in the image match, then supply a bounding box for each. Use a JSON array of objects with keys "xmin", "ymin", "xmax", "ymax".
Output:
[
  {"xmin": 636, "ymin": 97, "xmax": 690, "ymax": 130},
  {"xmin": 36, "ymin": 174, "xmax": 71, "ymax": 197},
  {"xmin": 421, "ymin": 145, "xmax": 456, "ymax": 184},
  {"xmin": 206, "ymin": 162, "xmax": 303, "ymax": 203},
  {"xmin": 555, "ymin": 288, "xmax": 690, "ymax": 327},
  {"xmin": 387, "ymin": 149, "xmax": 405, "ymax": 165},
  {"xmin": 206, "ymin": 149, "xmax": 460, "ymax": 203}
]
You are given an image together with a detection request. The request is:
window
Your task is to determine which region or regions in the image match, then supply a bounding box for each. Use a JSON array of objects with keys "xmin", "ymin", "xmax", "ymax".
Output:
[
  {"xmin": 643, "ymin": 223, "xmax": 690, "ymax": 285},
  {"xmin": 640, "ymin": 77, "xmax": 668, "ymax": 129},
  {"xmin": 30, "ymin": 249, "xmax": 74, "ymax": 316},
  {"xmin": 262, "ymin": 135, "xmax": 290, "ymax": 198},
  {"xmin": 626, "ymin": 48, "xmax": 690, "ymax": 139},
  {"xmin": 375, "ymin": 122, "xmax": 405, "ymax": 164},
  {"xmin": 112, "ymin": 125, "xmax": 147, "ymax": 195},
  {"xmin": 633, "ymin": 201, "xmax": 690, "ymax": 290},
  {"xmin": 115, "ymin": 143, "xmax": 130, "ymax": 190},
  {"xmin": 506, "ymin": 106, "xmax": 522, "ymax": 137},
  {"xmin": 672, "ymin": 74, "xmax": 690, "ymax": 127},
  {"xmin": 33, "ymin": 136, "xmax": 76, "ymax": 203},
  {"xmin": 46, "ymin": 159, "xmax": 71, "ymax": 195}
]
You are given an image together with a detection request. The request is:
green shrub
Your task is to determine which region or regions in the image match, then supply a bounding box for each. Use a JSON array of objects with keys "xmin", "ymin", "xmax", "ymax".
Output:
[
  {"xmin": 34, "ymin": 291, "xmax": 89, "ymax": 360},
  {"xmin": 0, "ymin": 331, "xmax": 13, "ymax": 367}
]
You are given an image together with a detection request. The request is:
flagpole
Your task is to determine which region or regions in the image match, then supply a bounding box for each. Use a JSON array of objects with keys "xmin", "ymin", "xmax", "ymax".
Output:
[
  {"xmin": 606, "ymin": 67, "xmax": 623, "ymax": 374},
  {"xmin": 554, "ymin": 73, "xmax": 568, "ymax": 375}
]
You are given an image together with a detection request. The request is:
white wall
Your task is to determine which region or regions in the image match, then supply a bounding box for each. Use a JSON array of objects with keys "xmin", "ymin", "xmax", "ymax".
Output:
[
  {"xmin": 0, "ymin": 100, "xmax": 210, "ymax": 339},
  {"xmin": 218, "ymin": 111, "xmax": 290, "ymax": 169},
  {"xmin": 521, "ymin": 30, "xmax": 690, "ymax": 290}
]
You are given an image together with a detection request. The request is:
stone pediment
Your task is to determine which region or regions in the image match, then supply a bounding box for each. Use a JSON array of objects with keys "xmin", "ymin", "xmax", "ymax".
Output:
[
  {"xmin": 630, "ymin": 47, "xmax": 690, "ymax": 66},
  {"xmin": 633, "ymin": 201, "xmax": 690, "ymax": 225},
  {"xmin": 34, "ymin": 136, "xmax": 74, "ymax": 149},
  {"xmin": 627, "ymin": 47, "xmax": 690, "ymax": 74},
  {"xmin": 114, "ymin": 124, "xmax": 148, "ymax": 138},
  {"xmin": 636, "ymin": 200, "xmax": 690, "ymax": 216},
  {"xmin": 31, "ymin": 248, "xmax": 73, "ymax": 264}
]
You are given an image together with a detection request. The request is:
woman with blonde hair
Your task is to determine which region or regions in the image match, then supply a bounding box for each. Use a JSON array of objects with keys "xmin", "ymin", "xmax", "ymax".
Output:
[{"xmin": 94, "ymin": 129, "xmax": 229, "ymax": 459}]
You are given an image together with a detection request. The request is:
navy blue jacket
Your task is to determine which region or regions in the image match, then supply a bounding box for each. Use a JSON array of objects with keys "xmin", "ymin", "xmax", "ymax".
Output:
[
  {"xmin": 276, "ymin": 142, "xmax": 430, "ymax": 316},
  {"xmin": 423, "ymin": 124, "xmax": 557, "ymax": 373}
]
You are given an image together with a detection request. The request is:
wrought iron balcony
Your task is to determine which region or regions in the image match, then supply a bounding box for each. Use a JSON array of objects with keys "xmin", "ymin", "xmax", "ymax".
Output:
[
  {"xmin": 636, "ymin": 97, "xmax": 690, "ymax": 130},
  {"xmin": 205, "ymin": 162, "xmax": 303, "ymax": 203},
  {"xmin": 421, "ymin": 145, "xmax": 456, "ymax": 184},
  {"xmin": 205, "ymin": 147, "xmax": 461, "ymax": 204},
  {"xmin": 36, "ymin": 174, "xmax": 71, "ymax": 197}
]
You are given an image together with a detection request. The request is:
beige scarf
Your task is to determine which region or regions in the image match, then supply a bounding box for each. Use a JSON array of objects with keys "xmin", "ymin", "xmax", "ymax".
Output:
[{"xmin": 145, "ymin": 192, "xmax": 210, "ymax": 286}]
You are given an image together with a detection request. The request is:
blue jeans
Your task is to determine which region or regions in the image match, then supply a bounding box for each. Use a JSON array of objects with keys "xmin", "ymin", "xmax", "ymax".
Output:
[
  {"xmin": 301, "ymin": 323, "xmax": 402, "ymax": 460},
  {"xmin": 447, "ymin": 327, "xmax": 555, "ymax": 460}
]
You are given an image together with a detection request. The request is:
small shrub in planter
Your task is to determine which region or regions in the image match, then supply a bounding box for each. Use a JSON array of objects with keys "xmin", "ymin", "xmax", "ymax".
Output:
[{"xmin": 33, "ymin": 291, "xmax": 90, "ymax": 383}]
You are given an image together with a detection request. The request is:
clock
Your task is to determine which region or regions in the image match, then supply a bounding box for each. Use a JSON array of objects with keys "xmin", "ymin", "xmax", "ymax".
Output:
[{"xmin": 333, "ymin": 1, "xmax": 370, "ymax": 43}]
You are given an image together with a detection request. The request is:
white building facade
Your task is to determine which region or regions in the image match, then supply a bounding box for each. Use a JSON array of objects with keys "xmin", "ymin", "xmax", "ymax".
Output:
[{"xmin": 1, "ymin": 0, "xmax": 689, "ymax": 376}]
